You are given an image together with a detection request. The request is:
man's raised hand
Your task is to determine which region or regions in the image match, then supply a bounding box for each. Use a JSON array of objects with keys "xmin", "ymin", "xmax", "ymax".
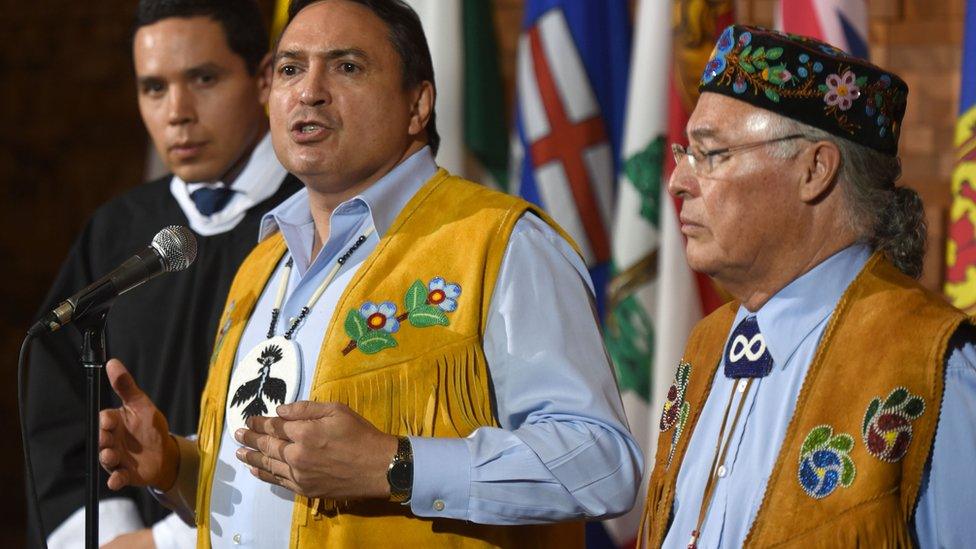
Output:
[{"xmin": 98, "ymin": 358, "xmax": 179, "ymax": 491}]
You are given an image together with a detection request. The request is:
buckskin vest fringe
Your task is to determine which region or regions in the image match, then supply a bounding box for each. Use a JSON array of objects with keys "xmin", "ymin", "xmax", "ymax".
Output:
[
  {"xmin": 195, "ymin": 169, "xmax": 584, "ymax": 548},
  {"xmin": 639, "ymin": 253, "xmax": 968, "ymax": 548}
]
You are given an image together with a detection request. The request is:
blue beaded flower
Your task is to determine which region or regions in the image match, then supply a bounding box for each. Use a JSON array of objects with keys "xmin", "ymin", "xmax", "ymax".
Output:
[
  {"xmin": 359, "ymin": 301, "xmax": 400, "ymax": 333},
  {"xmin": 426, "ymin": 277, "xmax": 461, "ymax": 312},
  {"xmin": 701, "ymin": 26, "xmax": 736, "ymax": 84},
  {"xmin": 797, "ymin": 425, "xmax": 856, "ymax": 499}
]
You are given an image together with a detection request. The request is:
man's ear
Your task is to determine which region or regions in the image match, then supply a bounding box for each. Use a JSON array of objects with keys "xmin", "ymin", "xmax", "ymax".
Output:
[
  {"xmin": 256, "ymin": 52, "xmax": 273, "ymax": 105},
  {"xmin": 798, "ymin": 140, "xmax": 842, "ymax": 203},
  {"xmin": 408, "ymin": 81, "xmax": 434, "ymax": 138}
]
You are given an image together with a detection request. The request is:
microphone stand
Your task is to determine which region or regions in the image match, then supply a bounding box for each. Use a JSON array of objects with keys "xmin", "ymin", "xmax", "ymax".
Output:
[{"xmin": 76, "ymin": 309, "xmax": 108, "ymax": 549}]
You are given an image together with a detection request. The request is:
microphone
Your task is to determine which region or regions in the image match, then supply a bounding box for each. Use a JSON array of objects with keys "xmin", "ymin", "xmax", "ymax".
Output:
[{"xmin": 29, "ymin": 225, "xmax": 198, "ymax": 336}]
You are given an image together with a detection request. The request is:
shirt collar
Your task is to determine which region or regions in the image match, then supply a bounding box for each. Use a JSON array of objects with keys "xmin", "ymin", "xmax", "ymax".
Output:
[
  {"xmin": 258, "ymin": 146, "xmax": 437, "ymax": 242},
  {"xmin": 736, "ymin": 244, "xmax": 872, "ymax": 371}
]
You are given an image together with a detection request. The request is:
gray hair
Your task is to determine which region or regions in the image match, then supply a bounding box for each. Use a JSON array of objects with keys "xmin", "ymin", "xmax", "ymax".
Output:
[{"xmin": 767, "ymin": 114, "xmax": 925, "ymax": 279}]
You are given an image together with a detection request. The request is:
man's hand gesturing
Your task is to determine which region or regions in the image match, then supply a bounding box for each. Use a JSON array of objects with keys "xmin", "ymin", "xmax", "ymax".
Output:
[
  {"xmin": 234, "ymin": 401, "xmax": 398, "ymax": 500},
  {"xmin": 99, "ymin": 358, "xmax": 179, "ymax": 491}
]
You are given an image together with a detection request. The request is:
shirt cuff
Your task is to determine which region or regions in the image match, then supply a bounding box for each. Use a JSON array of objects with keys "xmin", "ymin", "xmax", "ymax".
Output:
[
  {"xmin": 148, "ymin": 434, "xmax": 199, "ymax": 526},
  {"xmin": 151, "ymin": 511, "xmax": 198, "ymax": 549},
  {"xmin": 47, "ymin": 498, "xmax": 144, "ymax": 548},
  {"xmin": 408, "ymin": 435, "xmax": 471, "ymax": 520}
]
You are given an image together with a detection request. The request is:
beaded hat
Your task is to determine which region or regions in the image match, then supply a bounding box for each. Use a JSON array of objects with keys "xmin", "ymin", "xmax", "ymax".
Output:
[{"xmin": 698, "ymin": 25, "xmax": 908, "ymax": 156}]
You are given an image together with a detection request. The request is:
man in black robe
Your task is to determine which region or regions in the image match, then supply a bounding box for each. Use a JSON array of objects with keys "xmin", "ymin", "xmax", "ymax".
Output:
[{"xmin": 25, "ymin": 1, "xmax": 300, "ymax": 546}]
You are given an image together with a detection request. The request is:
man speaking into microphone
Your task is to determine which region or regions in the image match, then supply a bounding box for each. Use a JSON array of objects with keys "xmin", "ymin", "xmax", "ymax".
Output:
[
  {"xmin": 96, "ymin": 0, "xmax": 643, "ymax": 547},
  {"xmin": 25, "ymin": 1, "xmax": 300, "ymax": 547}
]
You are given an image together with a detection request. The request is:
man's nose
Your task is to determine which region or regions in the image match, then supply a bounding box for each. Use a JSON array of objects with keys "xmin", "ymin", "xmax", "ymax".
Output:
[
  {"xmin": 667, "ymin": 158, "xmax": 701, "ymax": 199},
  {"xmin": 167, "ymin": 85, "xmax": 196, "ymax": 126},
  {"xmin": 298, "ymin": 68, "xmax": 332, "ymax": 107}
]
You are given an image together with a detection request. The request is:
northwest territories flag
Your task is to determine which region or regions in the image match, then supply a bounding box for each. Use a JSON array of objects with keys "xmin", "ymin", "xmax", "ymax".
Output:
[
  {"xmin": 944, "ymin": 0, "xmax": 976, "ymax": 311},
  {"xmin": 511, "ymin": 0, "xmax": 631, "ymax": 316},
  {"xmin": 774, "ymin": 0, "xmax": 869, "ymax": 58}
]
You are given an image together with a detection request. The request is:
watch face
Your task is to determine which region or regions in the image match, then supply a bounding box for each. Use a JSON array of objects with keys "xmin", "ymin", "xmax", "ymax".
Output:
[{"xmin": 389, "ymin": 461, "xmax": 413, "ymax": 491}]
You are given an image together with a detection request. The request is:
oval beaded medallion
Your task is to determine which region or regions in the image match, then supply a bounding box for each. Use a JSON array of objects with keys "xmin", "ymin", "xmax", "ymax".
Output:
[{"xmin": 225, "ymin": 335, "xmax": 302, "ymax": 437}]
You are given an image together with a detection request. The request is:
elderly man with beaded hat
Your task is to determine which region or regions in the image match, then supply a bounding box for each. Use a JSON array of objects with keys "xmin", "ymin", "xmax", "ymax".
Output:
[{"xmin": 639, "ymin": 25, "xmax": 976, "ymax": 548}]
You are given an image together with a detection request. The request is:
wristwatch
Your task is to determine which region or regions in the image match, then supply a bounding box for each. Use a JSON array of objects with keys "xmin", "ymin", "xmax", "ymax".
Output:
[{"xmin": 387, "ymin": 436, "xmax": 413, "ymax": 503}]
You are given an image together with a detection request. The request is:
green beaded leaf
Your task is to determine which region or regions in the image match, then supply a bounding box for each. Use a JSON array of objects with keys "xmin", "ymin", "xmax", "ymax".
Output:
[
  {"xmin": 903, "ymin": 396, "xmax": 925, "ymax": 418},
  {"xmin": 344, "ymin": 310, "xmax": 367, "ymax": 340},
  {"xmin": 741, "ymin": 45, "xmax": 753, "ymax": 58},
  {"xmin": 356, "ymin": 331, "xmax": 397, "ymax": 354},
  {"xmin": 863, "ymin": 397, "xmax": 881, "ymax": 435},
  {"xmin": 855, "ymin": 75, "xmax": 869, "ymax": 87},
  {"xmin": 802, "ymin": 425, "xmax": 833, "ymax": 455},
  {"xmin": 740, "ymin": 60, "xmax": 756, "ymax": 73},
  {"xmin": 766, "ymin": 47, "xmax": 783, "ymax": 60},
  {"xmin": 884, "ymin": 387, "xmax": 909, "ymax": 409},
  {"xmin": 875, "ymin": 93, "xmax": 885, "ymax": 107},
  {"xmin": 754, "ymin": 58, "xmax": 768, "ymax": 70},
  {"xmin": 754, "ymin": 46, "xmax": 766, "ymax": 58},
  {"xmin": 841, "ymin": 455, "xmax": 856, "ymax": 487},
  {"xmin": 676, "ymin": 361, "xmax": 692, "ymax": 386},
  {"xmin": 818, "ymin": 83, "xmax": 830, "ymax": 93},
  {"xmin": 764, "ymin": 88, "xmax": 781, "ymax": 102},
  {"xmin": 829, "ymin": 433, "xmax": 855, "ymax": 453},
  {"xmin": 404, "ymin": 280, "xmax": 428, "ymax": 312},
  {"xmin": 408, "ymin": 304, "xmax": 449, "ymax": 328}
]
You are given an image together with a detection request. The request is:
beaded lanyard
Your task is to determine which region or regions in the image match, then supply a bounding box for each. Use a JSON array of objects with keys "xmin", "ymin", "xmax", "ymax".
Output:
[
  {"xmin": 225, "ymin": 227, "xmax": 375, "ymax": 435},
  {"xmin": 266, "ymin": 227, "xmax": 375, "ymax": 341}
]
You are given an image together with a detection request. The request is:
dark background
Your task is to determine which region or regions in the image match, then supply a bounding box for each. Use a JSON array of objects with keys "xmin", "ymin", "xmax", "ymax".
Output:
[{"xmin": 0, "ymin": 2, "xmax": 276, "ymax": 545}]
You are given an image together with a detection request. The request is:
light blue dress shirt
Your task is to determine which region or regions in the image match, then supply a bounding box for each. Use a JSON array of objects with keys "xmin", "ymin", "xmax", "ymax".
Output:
[
  {"xmin": 208, "ymin": 148, "xmax": 643, "ymax": 547},
  {"xmin": 662, "ymin": 244, "xmax": 976, "ymax": 548}
]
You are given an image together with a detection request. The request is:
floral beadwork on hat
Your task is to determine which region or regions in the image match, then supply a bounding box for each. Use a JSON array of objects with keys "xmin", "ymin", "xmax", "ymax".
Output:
[
  {"xmin": 699, "ymin": 25, "xmax": 908, "ymax": 156},
  {"xmin": 797, "ymin": 425, "xmax": 856, "ymax": 499},
  {"xmin": 862, "ymin": 387, "xmax": 925, "ymax": 463},
  {"xmin": 660, "ymin": 361, "xmax": 692, "ymax": 469}
]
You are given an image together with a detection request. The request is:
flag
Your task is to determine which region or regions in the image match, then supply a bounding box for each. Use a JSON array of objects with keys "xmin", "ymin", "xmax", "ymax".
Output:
[
  {"xmin": 944, "ymin": 0, "xmax": 976, "ymax": 311},
  {"xmin": 511, "ymin": 0, "xmax": 631, "ymax": 317},
  {"xmin": 599, "ymin": 0, "xmax": 671, "ymax": 544},
  {"xmin": 774, "ymin": 0, "xmax": 869, "ymax": 57},
  {"xmin": 405, "ymin": 0, "xmax": 510, "ymax": 189}
]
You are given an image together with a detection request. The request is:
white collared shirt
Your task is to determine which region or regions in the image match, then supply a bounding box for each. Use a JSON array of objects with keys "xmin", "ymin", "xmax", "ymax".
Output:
[{"xmin": 170, "ymin": 132, "xmax": 287, "ymax": 236}]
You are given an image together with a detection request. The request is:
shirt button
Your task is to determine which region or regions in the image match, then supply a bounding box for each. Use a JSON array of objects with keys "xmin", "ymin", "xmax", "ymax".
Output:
[
  {"xmin": 233, "ymin": 533, "xmax": 242, "ymax": 545},
  {"xmin": 737, "ymin": 379, "xmax": 748, "ymax": 393},
  {"xmin": 717, "ymin": 465, "xmax": 728, "ymax": 478},
  {"xmin": 433, "ymin": 499, "xmax": 446, "ymax": 511}
]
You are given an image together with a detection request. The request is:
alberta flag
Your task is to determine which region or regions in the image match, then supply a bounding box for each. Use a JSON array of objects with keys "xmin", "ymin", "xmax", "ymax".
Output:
[
  {"xmin": 511, "ymin": 0, "xmax": 631, "ymax": 315},
  {"xmin": 944, "ymin": 0, "xmax": 976, "ymax": 311}
]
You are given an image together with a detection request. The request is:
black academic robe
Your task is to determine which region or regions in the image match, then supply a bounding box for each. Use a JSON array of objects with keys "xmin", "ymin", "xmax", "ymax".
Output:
[{"xmin": 25, "ymin": 174, "xmax": 302, "ymax": 541}]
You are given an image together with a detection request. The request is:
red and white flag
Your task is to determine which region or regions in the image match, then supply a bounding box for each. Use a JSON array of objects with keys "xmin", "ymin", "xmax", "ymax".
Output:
[{"xmin": 775, "ymin": 0, "xmax": 869, "ymax": 57}]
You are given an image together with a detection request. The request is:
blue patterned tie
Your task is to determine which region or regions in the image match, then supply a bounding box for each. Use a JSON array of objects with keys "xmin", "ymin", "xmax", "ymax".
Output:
[
  {"xmin": 190, "ymin": 186, "xmax": 235, "ymax": 216},
  {"xmin": 724, "ymin": 315, "xmax": 774, "ymax": 378}
]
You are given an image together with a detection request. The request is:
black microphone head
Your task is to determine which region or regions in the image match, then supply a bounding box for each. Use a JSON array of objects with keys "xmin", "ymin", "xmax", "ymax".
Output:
[{"xmin": 151, "ymin": 225, "xmax": 197, "ymax": 272}]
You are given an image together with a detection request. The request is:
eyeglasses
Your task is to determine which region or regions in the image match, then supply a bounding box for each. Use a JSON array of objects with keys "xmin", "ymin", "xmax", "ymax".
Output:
[{"xmin": 671, "ymin": 134, "xmax": 808, "ymax": 176}]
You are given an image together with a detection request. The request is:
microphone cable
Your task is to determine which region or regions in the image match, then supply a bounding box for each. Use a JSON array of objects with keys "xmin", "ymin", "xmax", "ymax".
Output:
[{"xmin": 19, "ymin": 333, "xmax": 49, "ymax": 549}]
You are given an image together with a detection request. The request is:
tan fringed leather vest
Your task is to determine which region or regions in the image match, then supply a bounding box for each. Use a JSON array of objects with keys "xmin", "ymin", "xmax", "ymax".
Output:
[
  {"xmin": 194, "ymin": 170, "xmax": 584, "ymax": 548},
  {"xmin": 640, "ymin": 253, "xmax": 968, "ymax": 548}
]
